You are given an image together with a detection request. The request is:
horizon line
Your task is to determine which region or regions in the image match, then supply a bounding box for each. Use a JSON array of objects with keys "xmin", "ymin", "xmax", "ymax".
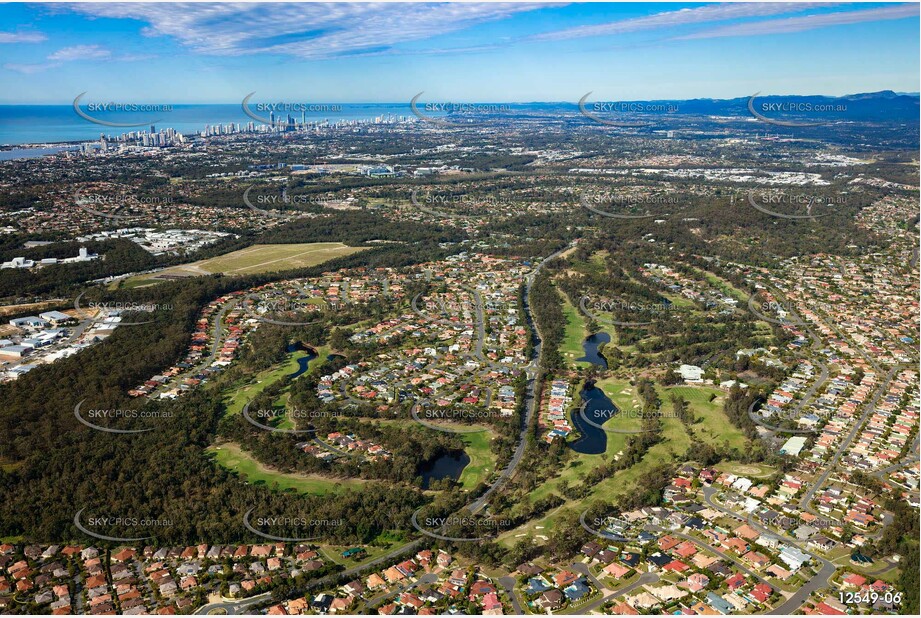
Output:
[{"xmin": 2, "ymin": 91, "xmax": 920, "ymax": 107}]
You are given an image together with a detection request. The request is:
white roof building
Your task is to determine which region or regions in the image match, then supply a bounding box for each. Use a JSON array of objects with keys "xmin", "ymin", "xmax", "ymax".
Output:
[
  {"xmin": 780, "ymin": 436, "xmax": 808, "ymax": 456},
  {"xmin": 676, "ymin": 364, "xmax": 704, "ymax": 382}
]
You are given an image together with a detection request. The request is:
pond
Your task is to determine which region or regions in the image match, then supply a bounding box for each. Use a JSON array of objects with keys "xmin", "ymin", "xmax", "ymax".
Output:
[
  {"xmin": 577, "ymin": 332, "xmax": 610, "ymax": 368},
  {"xmin": 569, "ymin": 382, "xmax": 618, "ymax": 455},
  {"xmin": 419, "ymin": 451, "xmax": 470, "ymax": 489},
  {"xmin": 286, "ymin": 342, "xmax": 318, "ymax": 379}
]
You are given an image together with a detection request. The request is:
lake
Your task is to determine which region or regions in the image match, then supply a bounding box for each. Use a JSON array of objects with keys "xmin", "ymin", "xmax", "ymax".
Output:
[
  {"xmin": 569, "ymin": 383, "xmax": 618, "ymax": 455},
  {"xmin": 577, "ymin": 332, "xmax": 610, "ymax": 368},
  {"xmin": 419, "ymin": 451, "xmax": 470, "ymax": 489}
]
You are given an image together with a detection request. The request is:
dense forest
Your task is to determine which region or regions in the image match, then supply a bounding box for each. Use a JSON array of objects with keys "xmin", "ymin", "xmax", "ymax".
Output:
[{"xmin": 0, "ymin": 225, "xmax": 459, "ymax": 544}]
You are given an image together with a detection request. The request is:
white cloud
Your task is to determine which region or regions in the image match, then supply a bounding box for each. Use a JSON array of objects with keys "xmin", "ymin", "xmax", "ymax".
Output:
[
  {"xmin": 41, "ymin": 2, "xmax": 921, "ymax": 62},
  {"xmin": 527, "ymin": 2, "xmax": 834, "ymax": 41},
  {"xmin": 4, "ymin": 43, "xmax": 116, "ymax": 73},
  {"xmin": 0, "ymin": 31, "xmax": 47, "ymax": 44},
  {"xmin": 4, "ymin": 62, "xmax": 61, "ymax": 74},
  {"xmin": 674, "ymin": 3, "xmax": 920, "ymax": 40},
  {"xmin": 114, "ymin": 53, "xmax": 157, "ymax": 62},
  {"xmin": 62, "ymin": 2, "xmax": 551, "ymax": 59},
  {"xmin": 47, "ymin": 44, "xmax": 111, "ymax": 61}
]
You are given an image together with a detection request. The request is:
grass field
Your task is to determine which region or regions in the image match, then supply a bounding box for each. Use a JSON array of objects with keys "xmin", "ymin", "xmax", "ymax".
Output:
[
  {"xmin": 591, "ymin": 379, "xmax": 749, "ymax": 451},
  {"xmin": 692, "ymin": 267, "xmax": 750, "ymax": 303},
  {"xmin": 317, "ymin": 541, "xmax": 404, "ymax": 568},
  {"xmin": 458, "ymin": 430, "xmax": 496, "ymax": 490},
  {"xmin": 207, "ymin": 442, "xmax": 363, "ymax": 494},
  {"xmin": 528, "ymin": 381, "xmax": 632, "ymax": 505},
  {"xmin": 500, "ymin": 379, "xmax": 753, "ymax": 544},
  {"xmin": 715, "ymin": 461, "xmax": 777, "ymax": 478},
  {"xmin": 222, "ymin": 349, "xmax": 311, "ymax": 417},
  {"xmin": 221, "ymin": 345, "xmax": 334, "ymax": 430},
  {"xmin": 621, "ymin": 273, "xmax": 696, "ymax": 312},
  {"xmin": 122, "ymin": 243, "xmax": 366, "ymax": 287},
  {"xmin": 567, "ymin": 251, "xmax": 609, "ymax": 277},
  {"xmin": 661, "ymin": 385, "xmax": 750, "ymax": 451},
  {"xmin": 0, "ymin": 457, "xmax": 22, "ymax": 473},
  {"xmin": 560, "ymin": 296, "xmax": 592, "ymax": 368}
]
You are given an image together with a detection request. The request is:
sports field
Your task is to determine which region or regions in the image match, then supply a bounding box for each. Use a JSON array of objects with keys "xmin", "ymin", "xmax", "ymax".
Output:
[{"xmin": 122, "ymin": 242, "xmax": 367, "ymax": 287}]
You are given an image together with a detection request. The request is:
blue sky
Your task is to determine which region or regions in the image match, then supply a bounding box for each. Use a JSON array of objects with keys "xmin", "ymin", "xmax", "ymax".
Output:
[{"xmin": 0, "ymin": 2, "xmax": 918, "ymax": 104}]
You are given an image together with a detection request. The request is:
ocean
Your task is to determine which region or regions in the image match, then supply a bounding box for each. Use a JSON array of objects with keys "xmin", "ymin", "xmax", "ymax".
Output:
[{"xmin": 0, "ymin": 103, "xmax": 419, "ymax": 147}]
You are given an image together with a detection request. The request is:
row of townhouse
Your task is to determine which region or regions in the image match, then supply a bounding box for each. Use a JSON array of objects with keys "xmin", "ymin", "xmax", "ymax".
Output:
[{"xmin": 542, "ymin": 379, "xmax": 574, "ymax": 442}]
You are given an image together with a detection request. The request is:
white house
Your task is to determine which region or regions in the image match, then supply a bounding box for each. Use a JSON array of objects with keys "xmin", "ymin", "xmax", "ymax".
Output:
[
  {"xmin": 676, "ymin": 364, "xmax": 704, "ymax": 383},
  {"xmin": 778, "ymin": 545, "xmax": 810, "ymax": 571}
]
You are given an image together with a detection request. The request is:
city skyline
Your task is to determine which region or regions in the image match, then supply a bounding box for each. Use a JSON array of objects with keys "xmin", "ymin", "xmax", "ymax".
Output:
[{"xmin": 0, "ymin": 2, "xmax": 919, "ymax": 104}]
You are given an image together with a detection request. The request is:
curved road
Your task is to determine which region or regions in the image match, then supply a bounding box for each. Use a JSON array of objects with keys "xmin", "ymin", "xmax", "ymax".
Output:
[
  {"xmin": 568, "ymin": 572, "xmax": 659, "ymax": 615},
  {"xmin": 702, "ymin": 487, "xmax": 836, "ymax": 614},
  {"xmin": 468, "ymin": 243, "xmax": 572, "ymax": 513},
  {"xmin": 195, "ymin": 245, "xmax": 575, "ymax": 614},
  {"xmin": 194, "ymin": 537, "xmax": 426, "ymax": 614},
  {"xmin": 194, "ymin": 592, "xmax": 272, "ymax": 615},
  {"xmin": 158, "ymin": 297, "xmax": 240, "ymax": 397}
]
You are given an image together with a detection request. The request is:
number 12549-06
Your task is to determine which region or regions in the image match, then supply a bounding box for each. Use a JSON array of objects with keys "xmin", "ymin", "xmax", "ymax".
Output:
[{"xmin": 838, "ymin": 591, "xmax": 902, "ymax": 606}]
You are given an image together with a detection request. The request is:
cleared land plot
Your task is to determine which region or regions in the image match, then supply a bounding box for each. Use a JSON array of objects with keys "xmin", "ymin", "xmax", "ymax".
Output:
[
  {"xmin": 0, "ymin": 457, "xmax": 23, "ymax": 473},
  {"xmin": 715, "ymin": 461, "xmax": 777, "ymax": 478},
  {"xmin": 207, "ymin": 442, "xmax": 363, "ymax": 495},
  {"xmin": 0, "ymin": 299, "xmax": 68, "ymax": 318},
  {"xmin": 124, "ymin": 243, "xmax": 366, "ymax": 287}
]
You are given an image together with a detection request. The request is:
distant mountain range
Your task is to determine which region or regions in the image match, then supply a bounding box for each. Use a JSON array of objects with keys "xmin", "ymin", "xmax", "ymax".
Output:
[
  {"xmin": 515, "ymin": 91, "xmax": 920, "ymax": 121},
  {"xmin": 650, "ymin": 91, "xmax": 918, "ymax": 121}
]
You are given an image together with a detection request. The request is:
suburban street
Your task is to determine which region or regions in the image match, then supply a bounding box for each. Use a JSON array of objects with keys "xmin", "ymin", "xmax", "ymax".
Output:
[
  {"xmin": 194, "ymin": 592, "xmax": 272, "ymax": 615},
  {"xmin": 702, "ymin": 487, "xmax": 836, "ymax": 614},
  {"xmin": 468, "ymin": 242, "xmax": 571, "ymax": 513},
  {"xmin": 798, "ymin": 364, "xmax": 902, "ymax": 514},
  {"xmin": 569, "ymin": 572, "xmax": 660, "ymax": 614},
  {"xmin": 195, "ymin": 245, "xmax": 572, "ymax": 615},
  {"xmin": 2, "ymin": 10, "xmax": 918, "ymax": 618}
]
